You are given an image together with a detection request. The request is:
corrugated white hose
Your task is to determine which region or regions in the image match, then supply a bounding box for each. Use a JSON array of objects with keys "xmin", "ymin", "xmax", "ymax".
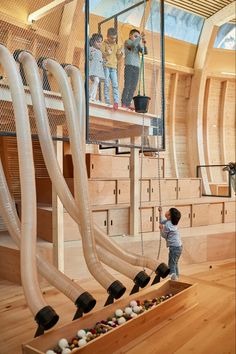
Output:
[
  {"xmin": 96, "ymin": 244, "xmax": 145, "ymax": 280},
  {"xmin": 0, "ymin": 44, "xmax": 49, "ymax": 317},
  {"xmin": 0, "ymin": 158, "xmax": 95, "ymax": 307},
  {"xmin": 66, "ymin": 65, "xmax": 163, "ymax": 273},
  {"xmin": 18, "ymin": 52, "xmax": 125, "ymax": 299}
]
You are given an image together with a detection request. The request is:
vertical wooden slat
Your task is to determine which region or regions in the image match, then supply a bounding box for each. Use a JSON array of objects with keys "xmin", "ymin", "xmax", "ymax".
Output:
[
  {"xmin": 219, "ymin": 80, "xmax": 228, "ymax": 181},
  {"xmin": 169, "ymin": 72, "xmax": 179, "ymax": 178}
]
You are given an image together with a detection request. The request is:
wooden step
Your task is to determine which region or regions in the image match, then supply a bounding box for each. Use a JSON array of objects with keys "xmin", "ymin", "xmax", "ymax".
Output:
[{"xmin": 0, "ymin": 223, "xmax": 235, "ymax": 285}]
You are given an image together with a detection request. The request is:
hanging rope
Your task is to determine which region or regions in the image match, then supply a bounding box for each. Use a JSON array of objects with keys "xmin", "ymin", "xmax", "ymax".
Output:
[{"xmin": 139, "ymin": 0, "xmax": 147, "ymax": 270}]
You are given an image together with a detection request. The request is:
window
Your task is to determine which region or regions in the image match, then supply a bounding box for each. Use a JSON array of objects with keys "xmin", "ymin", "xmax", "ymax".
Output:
[
  {"xmin": 214, "ymin": 23, "xmax": 236, "ymax": 50},
  {"xmin": 146, "ymin": 0, "xmax": 204, "ymax": 45},
  {"xmin": 90, "ymin": 0, "xmax": 145, "ymax": 27}
]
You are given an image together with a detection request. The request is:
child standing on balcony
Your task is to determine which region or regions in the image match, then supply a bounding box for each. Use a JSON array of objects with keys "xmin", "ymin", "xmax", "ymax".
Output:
[
  {"xmin": 158, "ymin": 207, "xmax": 182, "ymax": 281},
  {"xmin": 121, "ymin": 29, "xmax": 148, "ymax": 110},
  {"xmin": 89, "ymin": 33, "xmax": 105, "ymax": 102},
  {"xmin": 101, "ymin": 27, "xmax": 123, "ymax": 110}
]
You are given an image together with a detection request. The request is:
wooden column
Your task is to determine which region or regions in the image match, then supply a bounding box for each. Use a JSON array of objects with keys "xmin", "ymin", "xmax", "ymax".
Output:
[
  {"xmin": 52, "ymin": 125, "xmax": 64, "ymax": 271},
  {"xmin": 130, "ymin": 137, "xmax": 140, "ymax": 236}
]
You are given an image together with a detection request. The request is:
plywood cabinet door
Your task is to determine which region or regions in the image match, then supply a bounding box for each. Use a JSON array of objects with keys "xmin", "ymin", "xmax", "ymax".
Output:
[
  {"xmin": 192, "ymin": 204, "xmax": 209, "ymax": 227},
  {"xmin": 140, "ymin": 157, "xmax": 164, "ymax": 178},
  {"xmin": 208, "ymin": 203, "xmax": 223, "ymax": 225},
  {"xmin": 177, "ymin": 205, "xmax": 191, "ymax": 228},
  {"xmin": 93, "ymin": 210, "xmax": 108, "ymax": 234},
  {"xmin": 140, "ymin": 180, "xmax": 150, "ymax": 202},
  {"xmin": 111, "ymin": 156, "xmax": 130, "ymax": 178},
  {"xmin": 140, "ymin": 208, "xmax": 153, "ymax": 233},
  {"xmin": 86, "ymin": 154, "xmax": 130, "ymax": 178},
  {"xmin": 86, "ymin": 154, "xmax": 112, "ymax": 178},
  {"xmin": 88, "ymin": 180, "xmax": 116, "ymax": 205},
  {"xmin": 150, "ymin": 179, "xmax": 159, "ymax": 201},
  {"xmin": 178, "ymin": 179, "xmax": 201, "ymax": 199},
  {"xmin": 117, "ymin": 180, "xmax": 130, "ymax": 204},
  {"xmin": 162, "ymin": 179, "xmax": 178, "ymax": 201},
  {"xmin": 224, "ymin": 201, "xmax": 235, "ymax": 223},
  {"xmin": 108, "ymin": 208, "xmax": 130, "ymax": 236}
]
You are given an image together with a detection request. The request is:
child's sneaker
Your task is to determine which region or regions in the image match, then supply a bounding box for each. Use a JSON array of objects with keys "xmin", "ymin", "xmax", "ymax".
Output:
[
  {"xmin": 113, "ymin": 103, "xmax": 118, "ymax": 110},
  {"xmin": 170, "ymin": 273, "xmax": 178, "ymax": 281},
  {"xmin": 121, "ymin": 104, "xmax": 127, "ymax": 109},
  {"xmin": 128, "ymin": 106, "xmax": 135, "ymax": 111}
]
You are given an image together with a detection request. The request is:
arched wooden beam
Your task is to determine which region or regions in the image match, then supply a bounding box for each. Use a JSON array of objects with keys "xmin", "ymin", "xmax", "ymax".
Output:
[
  {"xmin": 188, "ymin": 3, "xmax": 235, "ymax": 193},
  {"xmin": 202, "ymin": 78, "xmax": 212, "ymax": 182},
  {"xmin": 169, "ymin": 72, "xmax": 179, "ymax": 178},
  {"xmin": 219, "ymin": 80, "xmax": 228, "ymax": 181}
]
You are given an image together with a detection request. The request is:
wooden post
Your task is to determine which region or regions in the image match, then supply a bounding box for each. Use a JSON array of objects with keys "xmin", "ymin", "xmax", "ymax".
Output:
[
  {"xmin": 130, "ymin": 137, "xmax": 140, "ymax": 236},
  {"xmin": 52, "ymin": 125, "xmax": 64, "ymax": 271}
]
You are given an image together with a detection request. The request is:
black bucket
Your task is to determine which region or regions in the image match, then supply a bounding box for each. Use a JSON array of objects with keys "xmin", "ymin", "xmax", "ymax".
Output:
[{"xmin": 133, "ymin": 95, "xmax": 151, "ymax": 113}]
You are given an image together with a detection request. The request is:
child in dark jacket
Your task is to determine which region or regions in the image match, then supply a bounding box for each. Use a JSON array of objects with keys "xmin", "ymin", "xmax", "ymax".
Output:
[
  {"xmin": 159, "ymin": 207, "xmax": 182, "ymax": 281},
  {"xmin": 121, "ymin": 29, "xmax": 148, "ymax": 109}
]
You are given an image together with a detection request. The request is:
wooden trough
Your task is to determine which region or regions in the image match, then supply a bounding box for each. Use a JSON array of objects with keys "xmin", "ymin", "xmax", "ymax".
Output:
[{"xmin": 23, "ymin": 280, "xmax": 198, "ymax": 354}]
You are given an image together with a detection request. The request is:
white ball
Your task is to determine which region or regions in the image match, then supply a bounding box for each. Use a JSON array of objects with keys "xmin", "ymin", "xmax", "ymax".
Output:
[
  {"xmin": 46, "ymin": 350, "xmax": 56, "ymax": 354},
  {"xmin": 78, "ymin": 338, "xmax": 87, "ymax": 347},
  {"xmin": 62, "ymin": 349, "xmax": 71, "ymax": 354},
  {"xmin": 115, "ymin": 309, "xmax": 123, "ymax": 317},
  {"xmin": 124, "ymin": 307, "xmax": 133, "ymax": 315},
  {"xmin": 130, "ymin": 300, "xmax": 137, "ymax": 307},
  {"xmin": 133, "ymin": 305, "xmax": 141, "ymax": 314},
  {"xmin": 77, "ymin": 329, "xmax": 86, "ymax": 338},
  {"xmin": 58, "ymin": 338, "xmax": 69, "ymax": 349},
  {"xmin": 131, "ymin": 312, "xmax": 138, "ymax": 318},
  {"xmin": 112, "ymin": 317, "xmax": 117, "ymax": 322},
  {"xmin": 86, "ymin": 331, "xmax": 92, "ymax": 337},
  {"xmin": 117, "ymin": 316, "xmax": 126, "ymax": 325}
]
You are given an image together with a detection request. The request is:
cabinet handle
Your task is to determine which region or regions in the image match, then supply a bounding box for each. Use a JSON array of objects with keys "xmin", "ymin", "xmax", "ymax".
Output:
[
  {"xmin": 178, "ymin": 187, "xmax": 180, "ymax": 191},
  {"xmin": 188, "ymin": 213, "xmax": 191, "ymax": 218},
  {"xmin": 225, "ymin": 210, "xmax": 227, "ymax": 215},
  {"xmin": 156, "ymin": 216, "xmax": 158, "ymax": 222},
  {"xmin": 150, "ymin": 216, "xmax": 152, "ymax": 222},
  {"xmin": 92, "ymin": 163, "xmax": 94, "ymax": 169},
  {"xmin": 193, "ymin": 213, "xmax": 195, "ymax": 218},
  {"xmin": 104, "ymin": 220, "xmax": 107, "ymax": 226},
  {"xmin": 175, "ymin": 187, "xmax": 177, "ymax": 191},
  {"xmin": 110, "ymin": 220, "xmax": 113, "ymax": 226},
  {"xmin": 147, "ymin": 188, "xmax": 149, "ymax": 193},
  {"xmin": 128, "ymin": 165, "xmax": 130, "ymax": 170},
  {"xmin": 118, "ymin": 189, "xmax": 121, "ymax": 194},
  {"xmin": 221, "ymin": 210, "xmax": 222, "ymax": 215},
  {"xmin": 113, "ymin": 189, "xmax": 116, "ymax": 195},
  {"xmin": 152, "ymin": 188, "xmax": 154, "ymax": 193}
]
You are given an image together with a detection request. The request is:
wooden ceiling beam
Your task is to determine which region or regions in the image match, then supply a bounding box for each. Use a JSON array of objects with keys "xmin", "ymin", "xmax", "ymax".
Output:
[{"xmin": 28, "ymin": 0, "xmax": 74, "ymax": 23}]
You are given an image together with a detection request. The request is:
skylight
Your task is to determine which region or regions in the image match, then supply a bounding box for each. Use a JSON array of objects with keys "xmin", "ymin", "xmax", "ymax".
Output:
[{"xmin": 145, "ymin": 1, "xmax": 204, "ymax": 45}]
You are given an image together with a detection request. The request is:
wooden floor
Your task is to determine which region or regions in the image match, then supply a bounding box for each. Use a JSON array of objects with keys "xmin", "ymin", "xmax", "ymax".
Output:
[{"xmin": 0, "ymin": 259, "xmax": 235, "ymax": 354}]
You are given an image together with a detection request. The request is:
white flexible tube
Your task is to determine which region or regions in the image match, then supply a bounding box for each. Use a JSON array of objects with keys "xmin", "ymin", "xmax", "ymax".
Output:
[
  {"xmin": 66, "ymin": 65, "xmax": 161, "ymax": 273},
  {"xmin": 0, "ymin": 44, "xmax": 46, "ymax": 316},
  {"xmin": 18, "ymin": 52, "xmax": 122, "ymax": 292},
  {"xmin": 0, "ymin": 159, "xmax": 90, "ymax": 303},
  {"xmin": 96, "ymin": 244, "xmax": 142, "ymax": 280}
]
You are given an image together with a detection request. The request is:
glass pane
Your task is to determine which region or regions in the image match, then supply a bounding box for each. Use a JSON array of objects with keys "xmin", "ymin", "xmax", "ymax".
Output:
[
  {"xmin": 90, "ymin": 0, "xmax": 144, "ymax": 26},
  {"xmin": 214, "ymin": 23, "xmax": 236, "ymax": 50},
  {"xmin": 146, "ymin": 1, "xmax": 204, "ymax": 45}
]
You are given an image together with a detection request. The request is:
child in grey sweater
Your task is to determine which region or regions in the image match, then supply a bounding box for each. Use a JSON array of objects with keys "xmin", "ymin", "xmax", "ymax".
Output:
[
  {"xmin": 121, "ymin": 29, "xmax": 148, "ymax": 109},
  {"xmin": 158, "ymin": 207, "xmax": 182, "ymax": 281}
]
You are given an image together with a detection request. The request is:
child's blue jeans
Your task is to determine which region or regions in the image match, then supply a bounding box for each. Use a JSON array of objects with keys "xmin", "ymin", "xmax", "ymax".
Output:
[
  {"xmin": 104, "ymin": 67, "xmax": 119, "ymax": 104},
  {"xmin": 168, "ymin": 246, "xmax": 182, "ymax": 278}
]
